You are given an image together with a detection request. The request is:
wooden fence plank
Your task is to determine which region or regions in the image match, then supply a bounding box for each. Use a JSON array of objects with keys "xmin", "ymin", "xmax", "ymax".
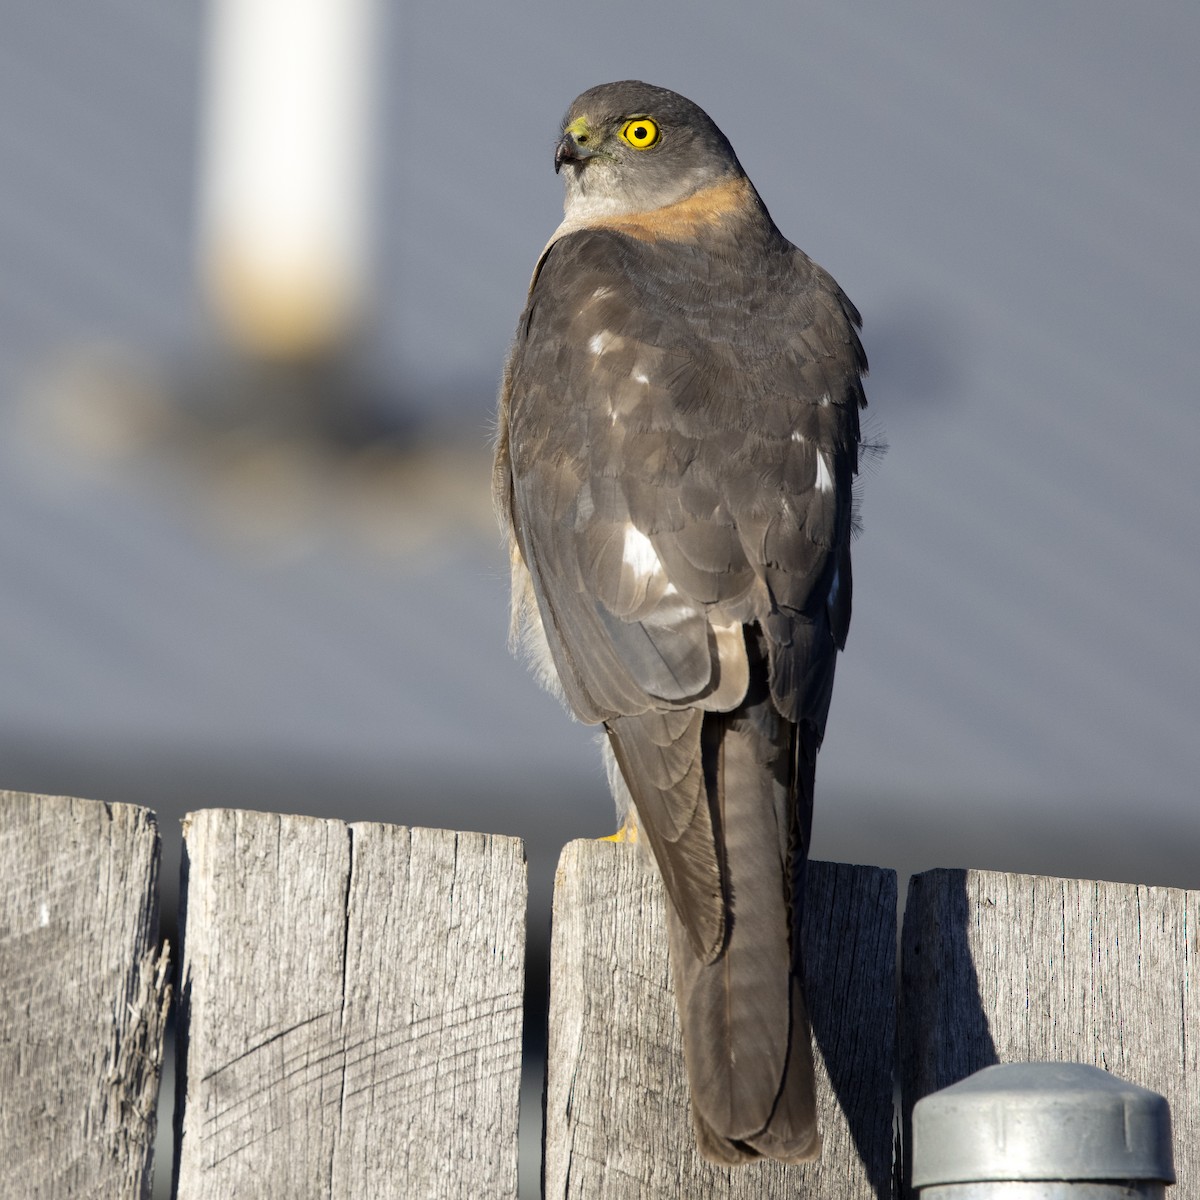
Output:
[
  {"xmin": 900, "ymin": 868, "xmax": 1197, "ymax": 1194},
  {"xmin": 175, "ymin": 810, "xmax": 526, "ymax": 1199},
  {"xmin": 0, "ymin": 790, "xmax": 169, "ymax": 1200},
  {"xmin": 545, "ymin": 839, "xmax": 897, "ymax": 1198}
]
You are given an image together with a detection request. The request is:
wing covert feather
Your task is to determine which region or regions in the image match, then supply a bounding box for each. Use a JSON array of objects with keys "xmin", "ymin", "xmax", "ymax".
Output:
[{"xmin": 505, "ymin": 225, "xmax": 863, "ymax": 728}]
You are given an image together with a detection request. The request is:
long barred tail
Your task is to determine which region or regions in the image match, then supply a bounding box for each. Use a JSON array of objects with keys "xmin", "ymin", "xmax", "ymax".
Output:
[
  {"xmin": 667, "ymin": 696, "xmax": 820, "ymax": 1164},
  {"xmin": 605, "ymin": 644, "xmax": 822, "ymax": 1165}
]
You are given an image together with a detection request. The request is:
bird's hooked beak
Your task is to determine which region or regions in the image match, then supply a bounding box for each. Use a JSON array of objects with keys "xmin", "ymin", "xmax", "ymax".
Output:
[{"xmin": 555, "ymin": 117, "xmax": 600, "ymax": 173}]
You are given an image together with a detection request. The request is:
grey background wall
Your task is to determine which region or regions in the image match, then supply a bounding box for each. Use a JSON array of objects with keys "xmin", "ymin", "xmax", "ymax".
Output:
[{"xmin": 1, "ymin": 0, "xmax": 1195, "ymax": 968}]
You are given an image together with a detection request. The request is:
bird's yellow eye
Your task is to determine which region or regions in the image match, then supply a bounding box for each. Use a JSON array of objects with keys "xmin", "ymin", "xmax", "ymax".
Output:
[{"xmin": 619, "ymin": 118, "xmax": 659, "ymax": 150}]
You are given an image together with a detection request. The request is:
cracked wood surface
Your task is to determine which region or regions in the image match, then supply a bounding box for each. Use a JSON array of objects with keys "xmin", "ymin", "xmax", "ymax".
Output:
[
  {"xmin": 545, "ymin": 839, "xmax": 897, "ymax": 1198},
  {"xmin": 0, "ymin": 790, "xmax": 169, "ymax": 1200},
  {"xmin": 901, "ymin": 868, "xmax": 1198, "ymax": 1196},
  {"xmin": 175, "ymin": 809, "xmax": 526, "ymax": 1199}
]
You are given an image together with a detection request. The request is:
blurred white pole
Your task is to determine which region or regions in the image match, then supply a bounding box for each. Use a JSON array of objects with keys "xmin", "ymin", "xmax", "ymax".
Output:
[{"xmin": 198, "ymin": 0, "xmax": 378, "ymax": 360}]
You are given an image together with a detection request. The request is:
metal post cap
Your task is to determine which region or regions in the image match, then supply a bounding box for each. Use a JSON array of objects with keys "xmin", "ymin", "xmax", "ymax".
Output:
[{"xmin": 911, "ymin": 1063, "xmax": 1175, "ymax": 1187}]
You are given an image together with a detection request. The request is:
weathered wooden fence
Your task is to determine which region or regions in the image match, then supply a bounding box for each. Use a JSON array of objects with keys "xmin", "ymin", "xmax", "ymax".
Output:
[
  {"xmin": 0, "ymin": 791, "xmax": 169, "ymax": 1199},
  {"xmin": 1, "ymin": 788, "xmax": 1195, "ymax": 1198}
]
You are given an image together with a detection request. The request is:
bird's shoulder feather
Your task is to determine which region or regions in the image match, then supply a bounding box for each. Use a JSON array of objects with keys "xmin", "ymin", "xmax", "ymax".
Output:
[{"xmin": 502, "ymin": 221, "xmax": 863, "ymax": 726}]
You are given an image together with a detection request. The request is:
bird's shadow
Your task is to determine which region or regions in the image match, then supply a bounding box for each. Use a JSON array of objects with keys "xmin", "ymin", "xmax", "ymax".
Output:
[{"xmin": 806, "ymin": 864, "xmax": 997, "ymax": 1198}]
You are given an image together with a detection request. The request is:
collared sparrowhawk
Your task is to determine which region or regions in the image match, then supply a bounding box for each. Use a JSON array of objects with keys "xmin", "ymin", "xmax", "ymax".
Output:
[{"xmin": 494, "ymin": 80, "xmax": 868, "ymax": 1165}]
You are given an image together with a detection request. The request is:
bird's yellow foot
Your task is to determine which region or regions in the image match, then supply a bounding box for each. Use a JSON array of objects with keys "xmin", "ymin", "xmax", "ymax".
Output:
[{"xmin": 600, "ymin": 821, "xmax": 639, "ymax": 844}]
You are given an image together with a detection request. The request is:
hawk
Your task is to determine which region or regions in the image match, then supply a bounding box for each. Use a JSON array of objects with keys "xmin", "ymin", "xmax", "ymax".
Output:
[{"xmin": 494, "ymin": 81, "xmax": 868, "ymax": 1165}]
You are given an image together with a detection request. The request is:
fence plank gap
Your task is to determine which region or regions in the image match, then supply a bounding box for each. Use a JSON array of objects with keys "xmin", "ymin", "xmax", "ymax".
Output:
[
  {"xmin": 174, "ymin": 810, "xmax": 526, "ymax": 1200},
  {"xmin": 0, "ymin": 789, "xmax": 169, "ymax": 1199},
  {"xmin": 545, "ymin": 839, "xmax": 897, "ymax": 1198},
  {"xmin": 900, "ymin": 867, "xmax": 1198, "ymax": 1195}
]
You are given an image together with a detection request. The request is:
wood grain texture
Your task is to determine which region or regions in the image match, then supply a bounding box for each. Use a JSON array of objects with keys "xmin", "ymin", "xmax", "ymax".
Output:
[
  {"xmin": 901, "ymin": 869, "xmax": 1197, "ymax": 1194},
  {"xmin": 175, "ymin": 810, "xmax": 526, "ymax": 1199},
  {"xmin": 545, "ymin": 839, "xmax": 897, "ymax": 1198},
  {"xmin": 0, "ymin": 790, "xmax": 169, "ymax": 1200}
]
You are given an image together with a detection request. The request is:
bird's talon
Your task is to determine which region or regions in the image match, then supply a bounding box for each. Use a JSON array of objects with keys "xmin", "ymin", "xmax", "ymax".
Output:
[{"xmin": 600, "ymin": 822, "xmax": 639, "ymax": 844}]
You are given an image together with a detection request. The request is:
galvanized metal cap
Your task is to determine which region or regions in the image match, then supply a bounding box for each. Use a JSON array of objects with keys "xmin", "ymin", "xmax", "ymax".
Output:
[{"xmin": 911, "ymin": 1063, "xmax": 1175, "ymax": 1186}]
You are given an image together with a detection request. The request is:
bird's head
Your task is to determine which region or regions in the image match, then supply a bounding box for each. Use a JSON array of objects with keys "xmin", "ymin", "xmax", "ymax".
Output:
[{"xmin": 554, "ymin": 81, "xmax": 746, "ymax": 222}]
